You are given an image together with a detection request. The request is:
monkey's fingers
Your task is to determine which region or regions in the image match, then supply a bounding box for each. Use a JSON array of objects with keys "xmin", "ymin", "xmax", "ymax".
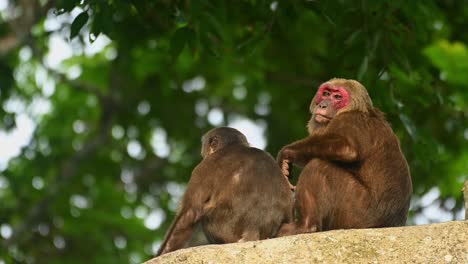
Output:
[
  {"xmin": 281, "ymin": 160, "xmax": 295, "ymax": 190},
  {"xmin": 282, "ymin": 160, "xmax": 290, "ymax": 177}
]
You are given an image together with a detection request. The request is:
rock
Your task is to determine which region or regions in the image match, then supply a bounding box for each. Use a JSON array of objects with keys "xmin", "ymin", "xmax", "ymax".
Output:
[{"xmin": 145, "ymin": 221, "xmax": 468, "ymax": 264}]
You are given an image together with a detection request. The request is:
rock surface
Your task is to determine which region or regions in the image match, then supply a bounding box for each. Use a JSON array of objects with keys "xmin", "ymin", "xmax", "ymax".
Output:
[{"xmin": 146, "ymin": 221, "xmax": 468, "ymax": 264}]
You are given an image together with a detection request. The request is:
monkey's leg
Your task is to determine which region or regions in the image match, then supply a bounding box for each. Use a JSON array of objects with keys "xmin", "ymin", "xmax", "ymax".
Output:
[
  {"xmin": 276, "ymin": 183, "xmax": 319, "ymax": 237},
  {"xmin": 292, "ymin": 158, "xmax": 340, "ymax": 233},
  {"xmin": 297, "ymin": 158, "xmax": 373, "ymax": 231}
]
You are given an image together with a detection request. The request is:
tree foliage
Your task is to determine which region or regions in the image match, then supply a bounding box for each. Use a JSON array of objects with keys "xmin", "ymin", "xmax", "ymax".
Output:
[{"xmin": 0, "ymin": 1, "xmax": 466, "ymax": 263}]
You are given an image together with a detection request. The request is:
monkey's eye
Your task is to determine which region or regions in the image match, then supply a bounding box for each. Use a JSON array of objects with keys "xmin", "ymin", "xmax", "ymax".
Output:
[
  {"xmin": 323, "ymin": 91, "xmax": 330, "ymax": 96},
  {"xmin": 334, "ymin": 94, "xmax": 342, "ymax": 100}
]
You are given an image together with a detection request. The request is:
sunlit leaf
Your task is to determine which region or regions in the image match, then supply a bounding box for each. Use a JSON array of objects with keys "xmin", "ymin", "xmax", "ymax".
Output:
[{"xmin": 424, "ymin": 40, "xmax": 468, "ymax": 85}]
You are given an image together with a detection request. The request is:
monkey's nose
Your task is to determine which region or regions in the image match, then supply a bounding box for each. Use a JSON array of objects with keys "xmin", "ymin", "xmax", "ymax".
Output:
[{"xmin": 318, "ymin": 103, "xmax": 327, "ymax": 109}]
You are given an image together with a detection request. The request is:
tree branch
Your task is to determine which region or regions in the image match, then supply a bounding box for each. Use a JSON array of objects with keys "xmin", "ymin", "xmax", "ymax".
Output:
[
  {"xmin": 0, "ymin": 0, "xmax": 55, "ymax": 56},
  {"xmin": 54, "ymin": 72, "xmax": 106, "ymax": 101}
]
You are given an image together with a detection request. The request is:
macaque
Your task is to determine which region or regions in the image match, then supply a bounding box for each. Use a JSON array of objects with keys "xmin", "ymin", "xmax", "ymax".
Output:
[
  {"xmin": 277, "ymin": 78, "xmax": 412, "ymax": 235},
  {"xmin": 157, "ymin": 127, "xmax": 293, "ymax": 255}
]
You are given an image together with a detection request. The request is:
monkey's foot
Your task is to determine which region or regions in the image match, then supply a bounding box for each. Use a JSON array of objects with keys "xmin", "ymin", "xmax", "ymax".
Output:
[{"xmin": 277, "ymin": 223, "xmax": 317, "ymax": 237}]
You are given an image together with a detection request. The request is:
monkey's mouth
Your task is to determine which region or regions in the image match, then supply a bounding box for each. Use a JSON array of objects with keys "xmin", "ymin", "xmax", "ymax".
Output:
[{"xmin": 315, "ymin": 114, "xmax": 331, "ymax": 123}]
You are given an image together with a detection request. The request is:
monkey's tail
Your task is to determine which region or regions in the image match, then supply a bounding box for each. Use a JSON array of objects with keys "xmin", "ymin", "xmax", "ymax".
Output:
[{"xmin": 156, "ymin": 212, "xmax": 183, "ymax": 257}]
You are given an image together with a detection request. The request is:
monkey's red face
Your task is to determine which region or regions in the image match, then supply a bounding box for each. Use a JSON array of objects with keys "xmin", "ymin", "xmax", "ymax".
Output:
[{"xmin": 313, "ymin": 84, "xmax": 350, "ymax": 123}]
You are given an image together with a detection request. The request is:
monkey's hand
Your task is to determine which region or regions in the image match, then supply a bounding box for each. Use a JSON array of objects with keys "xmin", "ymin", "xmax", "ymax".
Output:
[
  {"xmin": 277, "ymin": 146, "xmax": 296, "ymax": 168},
  {"xmin": 277, "ymin": 147, "xmax": 296, "ymax": 190},
  {"xmin": 281, "ymin": 159, "xmax": 291, "ymax": 177},
  {"xmin": 282, "ymin": 160, "xmax": 296, "ymax": 191}
]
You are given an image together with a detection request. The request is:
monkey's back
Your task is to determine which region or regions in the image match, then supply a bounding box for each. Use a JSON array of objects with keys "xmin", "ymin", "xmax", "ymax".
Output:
[
  {"xmin": 320, "ymin": 110, "xmax": 412, "ymax": 229},
  {"xmin": 199, "ymin": 145, "xmax": 292, "ymax": 243}
]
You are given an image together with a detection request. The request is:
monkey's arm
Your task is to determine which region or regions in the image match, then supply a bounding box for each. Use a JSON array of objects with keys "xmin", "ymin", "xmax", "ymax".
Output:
[
  {"xmin": 156, "ymin": 207, "xmax": 201, "ymax": 256},
  {"xmin": 278, "ymin": 133, "xmax": 359, "ymax": 167}
]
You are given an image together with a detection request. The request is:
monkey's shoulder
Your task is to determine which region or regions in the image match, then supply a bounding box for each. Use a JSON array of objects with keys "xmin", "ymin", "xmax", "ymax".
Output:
[
  {"xmin": 191, "ymin": 145, "xmax": 277, "ymax": 181},
  {"xmin": 331, "ymin": 110, "xmax": 392, "ymax": 134},
  {"xmin": 333, "ymin": 109, "xmax": 383, "ymax": 124},
  {"xmin": 214, "ymin": 145, "xmax": 274, "ymax": 162}
]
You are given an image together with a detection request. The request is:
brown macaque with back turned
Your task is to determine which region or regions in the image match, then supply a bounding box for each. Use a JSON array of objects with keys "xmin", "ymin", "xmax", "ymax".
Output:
[
  {"xmin": 157, "ymin": 127, "xmax": 293, "ymax": 256},
  {"xmin": 277, "ymin": 78, "xmax": 412, "ymax": 236}
]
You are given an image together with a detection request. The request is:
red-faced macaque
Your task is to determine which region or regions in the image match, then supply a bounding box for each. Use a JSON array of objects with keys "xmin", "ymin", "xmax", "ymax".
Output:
[{"xmin": 277, "ymin": 78, "xmax": 412, "ymax": 236}]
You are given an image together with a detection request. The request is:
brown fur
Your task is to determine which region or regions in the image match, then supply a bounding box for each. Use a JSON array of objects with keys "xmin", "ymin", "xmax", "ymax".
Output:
[
  {"xmin": 157, "ymin": 127, "xmax": 293, "ymax": 256},
  {"xmin": 277, "ymin": 78, "xmax": 412, "ymax": 235}
]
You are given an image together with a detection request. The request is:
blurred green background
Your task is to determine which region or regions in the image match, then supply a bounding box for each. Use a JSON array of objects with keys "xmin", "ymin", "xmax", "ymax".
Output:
[{"xmin": 0, "ymin": 0, "xmax": 466, "ymax": 263}]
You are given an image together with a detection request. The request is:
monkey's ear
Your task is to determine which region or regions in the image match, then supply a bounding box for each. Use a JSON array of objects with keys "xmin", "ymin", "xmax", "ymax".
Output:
[
  {"xmin": 209, "ymin": 136, "xmax": 219, "ymax": 149},
  {"xmin": 208, "ymin": 136, "xmax": 219, "ymax": 155}
]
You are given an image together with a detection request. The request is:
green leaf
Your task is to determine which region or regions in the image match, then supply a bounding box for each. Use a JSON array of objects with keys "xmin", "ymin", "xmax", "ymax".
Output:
[
  {"xmin": 175, "ymin": 10, "xmax": 188, "ymax": 29},
  {"xmin": 186, "ymin": 29, "xmax": 198, "ymax": 55},
  {"xmin": 70, "ymin": 11, "xmax": 89, "ymax": 40},
  {"xmin": 345, "ymin": 29, "xmax": 362, "ymax": 46},
  {"xmin": 357, "ymin": 56, "xmax": 368, "ymax": 81},
  {"xmin": 201, "ymin": 12, "xmax": 224, "ymax": 41},
  {"xmin": 399, "ymin": 113, "xmax": 418, "ymax": 141},
  {"xmin": 55, "ymin": 0, "xmax": 78, "ymax": 15},
  {"xmin": 170, "ymin": 27, "xmax": 190, "ymax": 58},
  {"xmin": 423, "ymin": 40, "xmax": 468, "ymax": 85},
  {"xmin": 91, "ymin": 7, "xmax": 113, "ymax": 37}
]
